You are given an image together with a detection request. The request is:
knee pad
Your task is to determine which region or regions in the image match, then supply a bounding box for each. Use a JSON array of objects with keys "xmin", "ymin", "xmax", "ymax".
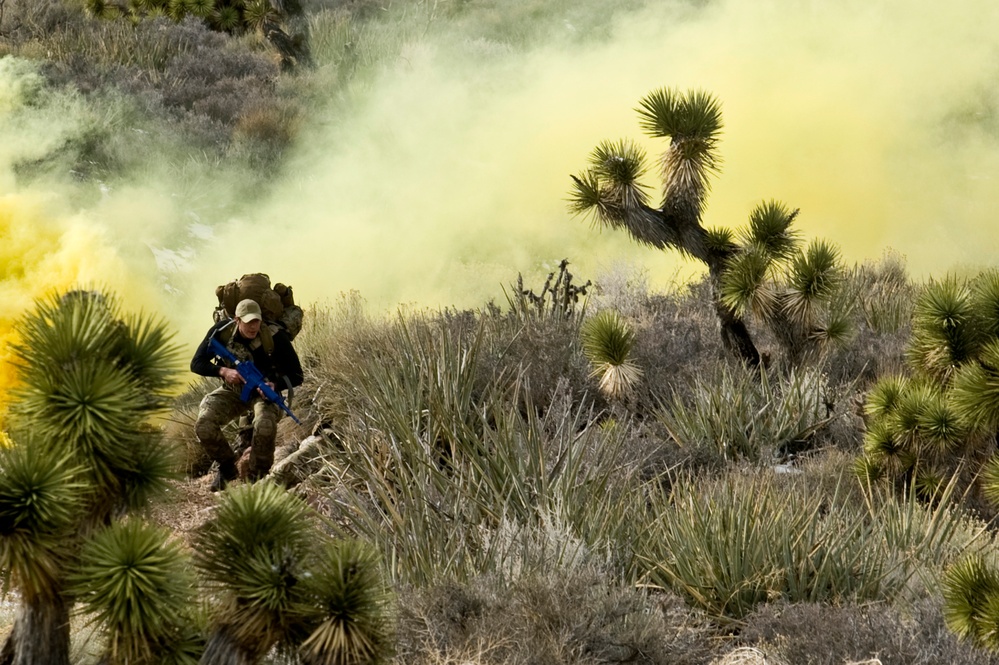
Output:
[
  {"xmin": 195, "ymin": 418, "xmax": 221, "ymax": 443},
  {"xmin": 253, "ymin": 417, "xmax": 277, "ymax": 442}
]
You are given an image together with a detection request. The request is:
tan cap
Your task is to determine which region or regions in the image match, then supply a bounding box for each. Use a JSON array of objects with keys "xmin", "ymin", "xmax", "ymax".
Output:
[{"xmin": 234, "ymin": 299, "xmax": 262, "ymax": 322}]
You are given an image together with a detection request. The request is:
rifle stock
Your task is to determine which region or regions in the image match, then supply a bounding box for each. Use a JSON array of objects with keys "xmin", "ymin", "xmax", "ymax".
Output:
[{"xmin": 209, "ymin": 338, "xmax": 301, "ymax": 424}]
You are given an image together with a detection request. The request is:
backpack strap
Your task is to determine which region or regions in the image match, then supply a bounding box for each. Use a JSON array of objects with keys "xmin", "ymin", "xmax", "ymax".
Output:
[
  {"xmin": 259, "ymin": 324, "xmax": 276, "ymax": 355},
  {"xmin": 216, "ymin": 319, "xmax": 236, "ymax": 345}
]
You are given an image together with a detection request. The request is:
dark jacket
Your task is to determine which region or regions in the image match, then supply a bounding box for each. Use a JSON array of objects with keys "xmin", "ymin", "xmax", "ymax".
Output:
[{"xmin": 190, "ymin": 319, "xmax": 304, "ymax": 390}]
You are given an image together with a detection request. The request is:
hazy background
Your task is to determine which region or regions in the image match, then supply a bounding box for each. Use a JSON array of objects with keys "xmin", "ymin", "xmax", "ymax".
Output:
[{"xmin": 3, "ymin": 0, "xmax": 999, "ymax": 399}]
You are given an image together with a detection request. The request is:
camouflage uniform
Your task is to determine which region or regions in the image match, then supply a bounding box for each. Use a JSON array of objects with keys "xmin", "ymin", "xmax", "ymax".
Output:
[
  {"xmin": 190, "ymin": 313, "xmax": 303, "ymax": 484},
  {"xmin": 195, "ymin": 387, "xmax": 281, "ymax": 479}
]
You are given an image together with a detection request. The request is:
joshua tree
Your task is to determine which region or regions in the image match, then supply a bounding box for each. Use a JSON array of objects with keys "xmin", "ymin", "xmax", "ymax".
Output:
[
  {"xmin": 0, "ymin": 290, "xmax": 183, "ymax": 665},
  {"xmin": 570, "ymin": 88, "xmax": 849, "ymax": 368},
  {"xmin": 857, "ymin": 271, "xmax": 999, "ymax": 500},
  {"xmin": 194, "ymin": 481, "xmax": 393, "ymax": 665}
]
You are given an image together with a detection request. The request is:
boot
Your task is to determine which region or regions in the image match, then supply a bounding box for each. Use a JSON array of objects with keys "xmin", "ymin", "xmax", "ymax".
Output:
[{"xmin": 210, "ymin": 461, "xmax": 239, "ymax": 493}]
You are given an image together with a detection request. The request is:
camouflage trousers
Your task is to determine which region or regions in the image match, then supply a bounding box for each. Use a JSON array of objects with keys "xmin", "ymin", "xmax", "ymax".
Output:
[{"xmin": 195, "ymin": 386, "xmax": 282, "ymax": 479}]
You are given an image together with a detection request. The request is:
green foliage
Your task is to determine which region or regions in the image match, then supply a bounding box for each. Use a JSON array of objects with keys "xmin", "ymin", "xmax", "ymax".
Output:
[
  {"xmin": 317, "ymin": 319, "xmax": 634, "ymax": 583},
  {"xmin": 721, "ymin": 235, "xmax": 849, "ymax": 364},
  {"xmin": 9, "ymin": 291, "xmax": 180, "ymax": 514},
  {"xmin": 590, "ymin": 140, "xmax": 649, "ymax": 191},
  {"xmin": 740, "ymin": 199, "xmax": 800, "ymax": 261},
  {"xmin": 0, "ymin": 289, "xmax": 182, "ymax": 663},
  {"xmin": 580, "ymin": 309, "xmax": 642, "ymax": 399},
  {"xmin": 943, "ymin": 557, "xmax": 999, "ymax": 649},
  {"xmin": 636, "ymin": 87, "xmax": 723, "ymax": 148},
  {"xmin": 719, "ymin": 248, "xmax": 776, "ymax": 319},
  {"xmin": 859, "ymin": 271, "xmax": 999, "ymax": 505},
  {"xmin": 704, "ymin": 226, "xmax": 736, "ymax": 254},
  {"xmin": 69, "ymin": 520, "xmax": 198, "ymax": 665},
  {"xmin": 972, "ymin": 270, "xmax": 999, "ymax": 337},
  {"xmin": 785, "ymin": 239, "xmax": 843, "ymax": 323},
  {"xmin": 578, "ymin": 139, "xmax": 652, "ymax": 215},
  {"xmin": 81, "ymin": 0, "xmax": 283, "ymax": 36},
  {"xmin": 0, "ymin": 444, "xmax": 83, "ymax": 601},
  {"xmin": 980, "ymin": 456, "xmax": 999, "ymax": 508},
  {"xmin": 300, "ymin": 539, "xmax": 393, "ymax": 665},
  {"xmin": 193, "ymin": 481, "xmax": 316, "ymax": 656},
  {"xmin": 193, "ymin": 482, "xmax": 394, "ymax": 664},
  {"xmin": 655, "ymin": 364, "xmax": 831, "ymax": 464},
  {"xmin": 636, "ymin": 472, "xmax": 974, "ymax": 622},
  {"xmin": 859, "ymin": 374, "xmax": 975, "ymax": 499},
  {"xmin": 908, "ymin": 276, "xmax": 983, "ymax": 379},
  {"xmin": 949, "ymin": 340, "xmax": 999, "ymax": 435},
  {"xmin": 865, "ymin": 374, "xmax": 910, "ymax": 420}
]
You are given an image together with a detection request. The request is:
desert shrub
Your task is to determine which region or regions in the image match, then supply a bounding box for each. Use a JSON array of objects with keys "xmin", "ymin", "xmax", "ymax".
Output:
[
  {"xmin": 394, "ymin": 568, "xmax": 721, "ymax": 665},
  {"xmin": 654, "ymin": 363, "xmax": 834, "ymax": 466},
  {"xmin": 633, "ymin": 469, "xmax": 980, "ymax": 622},
  {"xmin": 296, "ymin": 276, "xmax": 656, "ymax": 586},
  {"xmin": 626, "ymin": 278, "xmax": 729, "ymax": 404},
  {"xmin": 741, "ymin": 598, "xmax": 999, "ymax": 665},
  {"xmin": 160, "ymin": 43, "xmax": 278, "ymax": 115},
  {"xmin": 1, "ymin": 8, "xmax": 289, "ymax": 171},
  {"xmin": 313, "ymin": 350, "xmax": 640, "ymax": 583},
  {"xmin": 0, "ymin": 0, "xmax": 81, "ymax": 42},
  {"xmin": 832, "ymin": 252, "xmax": 915, "ymax": 381},
  {"xmin": 451, "ymin": 262, "xmax": 596, "ymax": 417},
  {"xmin": 194, "ymin": 482, "xmax": 394, "ymax": 664},
  {"xmin": 473, "ymin": 309, "xmax": 594, "ymax": 417}
]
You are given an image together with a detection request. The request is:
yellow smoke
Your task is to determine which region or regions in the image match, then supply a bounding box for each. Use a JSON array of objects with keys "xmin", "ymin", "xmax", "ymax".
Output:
[
  {"xmin": 195, "ymin": 0, "xmax": 999, "ymax": 318},
  {"xmin": 0, "ymin": 192, "xmax": 145, "ymax": 426},
  {"xmin": 3, "ymin": 0, "xmax": 999, "ymax": 425}
]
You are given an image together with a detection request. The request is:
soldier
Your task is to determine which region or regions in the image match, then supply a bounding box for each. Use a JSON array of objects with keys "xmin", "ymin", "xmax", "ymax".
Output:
[{"xmin": 190, "ymin": 298, "xmax": 304, "ymax": 491}]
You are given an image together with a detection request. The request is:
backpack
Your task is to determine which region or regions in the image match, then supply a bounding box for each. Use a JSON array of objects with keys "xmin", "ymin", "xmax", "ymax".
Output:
[{"xmin": 213, "ymin": 273, "xmax": 304, "ymax": 341}]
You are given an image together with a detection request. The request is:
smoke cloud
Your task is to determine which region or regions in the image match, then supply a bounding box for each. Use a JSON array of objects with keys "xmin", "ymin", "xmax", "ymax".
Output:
[{"xmin": 2, "ymin": 0, "xmax": 999, "ymax": 418}]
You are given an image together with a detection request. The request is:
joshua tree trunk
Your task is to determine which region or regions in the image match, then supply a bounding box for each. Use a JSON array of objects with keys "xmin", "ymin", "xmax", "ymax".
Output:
[
  {"xmin": 687, "ymin": 221, "xmax": 762, "ymax": 368},
  {"xmin": 710, "ymin": 289, "xmax": 761, "ymax": 367},
  {"xmin": 0, "ymin": 594, "xmax": 72, "ymax": 665},
  {"xmin": 200, "ymin": 626, "xmax": 261, "ymax": 665}
]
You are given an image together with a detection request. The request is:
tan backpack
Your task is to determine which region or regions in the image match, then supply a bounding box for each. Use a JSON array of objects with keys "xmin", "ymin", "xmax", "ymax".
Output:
[{"xmin": 213, "ymin": 273, "xmax": 304, "ymax": 341}]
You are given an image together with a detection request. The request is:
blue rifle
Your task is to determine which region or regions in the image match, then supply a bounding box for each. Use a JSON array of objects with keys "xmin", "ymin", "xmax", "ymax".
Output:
[{"xmin": 209, "ymin": 337, "xmax": 301, "ymax": 424}]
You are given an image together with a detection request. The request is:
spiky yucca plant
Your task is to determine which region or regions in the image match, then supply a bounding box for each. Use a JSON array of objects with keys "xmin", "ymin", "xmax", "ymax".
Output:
[
  {"xmin": 0, "ymin": 290, "xmax": 181, "ymax": 665},
  {"xmin": 194, "ymin": 481, "xmax": 317, "ymax": 665},
  {"xmin": 943, "ymin": 557, "xmax": 999, "ymax": 649},
  {"xmin": 300, "ymin": 539, "xmax": 393, "ymax": 665},
  {"xmin": 0, "ymin": 444, "xmax": 83, "ymax": 601},
  {"xmin": 856, "ymin": 270, "xmax": 999, "ymax": 536},
  {"xmin": 859, "ymin": 375, "xmax": 967, "ymax": 498},
  {"xmin": 68, "ymin": 520, "xmax": 199, "ymax": 665},
  {"xmin": 908, "ymin": 276, "xmax": 983, "ymax": 380},
  {"xmin": 859, "ymin": 271, "xmax": 999, "ymax": 511},
  {"xmin": 949, "ymin": 340, "xmax": 999, "ymax": 436},
  {"xmin": 580, "ymin": 310, "xmax": 642, "ymax": 400},
  {"xmin": 0, "ymin": 441, "xmax": 83, "ymax": 665},
  {"xmin": 570, "ymin": 89, "xmax": 848, "ymax": 368}
]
